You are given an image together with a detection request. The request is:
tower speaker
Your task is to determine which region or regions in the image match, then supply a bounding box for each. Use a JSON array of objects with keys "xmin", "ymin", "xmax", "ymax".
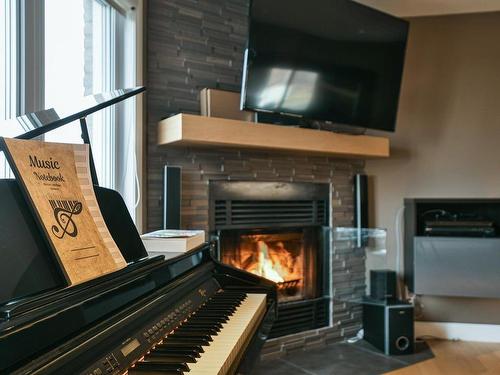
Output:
[
  {"xmin": 354, "ymin": 174, "xmax": 368, "ymax": 229},
  {"xmin": 163, "ymin": 166, "xmax": 181, "ymax": 229},
  {"xmin": 363, "ymin": 299, "xmax": 414, "ymax": 355},
  {"xmin": 354, "ymin": 174, "xmax": 368, "ymax": 246}
]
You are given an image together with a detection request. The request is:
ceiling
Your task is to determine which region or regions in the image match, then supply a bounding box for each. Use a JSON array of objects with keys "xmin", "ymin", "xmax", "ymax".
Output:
[{"xmin": 354, "ymin": 0, "xmax": 500, "ymax": 17}]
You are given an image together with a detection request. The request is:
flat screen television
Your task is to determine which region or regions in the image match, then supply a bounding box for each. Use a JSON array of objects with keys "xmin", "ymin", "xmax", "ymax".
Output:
[{"xmin": 240, "ymin": 0, "xmax": 409, "ymax": 132}]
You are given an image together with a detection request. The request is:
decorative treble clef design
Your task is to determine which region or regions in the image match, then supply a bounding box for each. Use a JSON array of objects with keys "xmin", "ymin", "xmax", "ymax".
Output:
[{"xmin": 49, "ymin": 200, "xmax": 83, "ymax": 239}]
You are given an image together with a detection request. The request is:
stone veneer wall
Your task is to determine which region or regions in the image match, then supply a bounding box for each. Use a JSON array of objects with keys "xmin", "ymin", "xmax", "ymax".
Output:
[
  {"xmin": 148, "ymin": 0, "xmax": 249, "ymax": 230},
  {"xmin": 147, "ymin": 0, "xmax": 366, "ymax": 358}
]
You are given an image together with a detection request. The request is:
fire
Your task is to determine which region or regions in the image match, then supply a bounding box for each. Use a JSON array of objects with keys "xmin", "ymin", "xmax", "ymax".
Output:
[
  {"xmin": 255, "ymin": 241, "xmax": 285, "ymax": 283},
  {"xmin": 224, "ymin": 233, "xmax": 304, "ymax": 286}
]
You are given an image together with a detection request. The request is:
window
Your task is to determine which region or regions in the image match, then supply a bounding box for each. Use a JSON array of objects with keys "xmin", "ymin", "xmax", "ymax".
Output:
[
  {"xmin": 0, "ymin": 0, "xmax": 17, "ymax": 120},
  {"xmin": 0, "ymin": 0, "xmax": 141, "ymax": 220},
  {"xmin": 0, "ymin": 0, "xmax": 17, "ymax": 178},
  {"xmin": 87, "ymin": 0, "xmax": 117, "ymax": 190},
  {"xmin": 45, "ymin": 0, "xmax": 123, "ymax": 189},
  {"xmin": 44, "ymin": 0, "xmax": 86, "ymax": 144}
]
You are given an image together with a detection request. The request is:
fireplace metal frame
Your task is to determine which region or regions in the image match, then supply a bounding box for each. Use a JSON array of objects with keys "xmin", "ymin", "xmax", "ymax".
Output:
[{"xmin": 209, "ymin": 180, "xmax": 331, "ymax": 338}]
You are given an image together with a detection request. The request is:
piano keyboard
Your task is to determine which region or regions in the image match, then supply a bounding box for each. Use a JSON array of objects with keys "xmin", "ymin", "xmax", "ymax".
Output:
[{"xmin": 128, "ymin": 291, "xmax": 266, "ymax": 375}]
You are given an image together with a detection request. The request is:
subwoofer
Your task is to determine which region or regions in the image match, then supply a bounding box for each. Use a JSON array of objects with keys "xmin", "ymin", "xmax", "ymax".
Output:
[{"xmin": 362, "ymin": 299, "xmax": 414, "ymax": 355}]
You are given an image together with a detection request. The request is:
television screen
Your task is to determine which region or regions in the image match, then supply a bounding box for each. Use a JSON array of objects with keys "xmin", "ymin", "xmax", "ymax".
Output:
[{"xmin": 241, "ymin": 0, "xmax": 409, "ymax": 132}]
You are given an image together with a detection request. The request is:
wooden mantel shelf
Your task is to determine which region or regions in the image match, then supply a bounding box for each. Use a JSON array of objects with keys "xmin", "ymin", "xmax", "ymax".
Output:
[{"xmin": 158, "ymin": 114, "xmax": 390, "ymax": 159}]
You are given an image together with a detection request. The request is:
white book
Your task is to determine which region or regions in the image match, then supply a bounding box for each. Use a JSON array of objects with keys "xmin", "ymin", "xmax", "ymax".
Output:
[{"xmin": 141, "ymin": 230, "xmax": 205, "ymax": 253}]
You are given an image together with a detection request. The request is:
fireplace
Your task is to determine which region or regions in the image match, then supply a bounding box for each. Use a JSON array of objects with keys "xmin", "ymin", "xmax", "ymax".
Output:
[
  {"xmin": 220, "ymin": 228, "xmax": 320, "ymax": 303},
  {"xmin": 210, "ymin": 181, "xmax": 331, "ymax": 338}
]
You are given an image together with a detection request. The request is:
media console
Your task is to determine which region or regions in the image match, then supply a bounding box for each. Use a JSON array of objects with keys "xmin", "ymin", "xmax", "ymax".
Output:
[{"xmin": 404, "ymin": 198, "xmax": 500, "ymax": 298}]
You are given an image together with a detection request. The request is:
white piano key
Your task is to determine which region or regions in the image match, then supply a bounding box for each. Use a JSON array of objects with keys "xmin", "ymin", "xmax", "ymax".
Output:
[{"xmin": 187, "ymin": 293, "xmax": 267, "ymax": 375}]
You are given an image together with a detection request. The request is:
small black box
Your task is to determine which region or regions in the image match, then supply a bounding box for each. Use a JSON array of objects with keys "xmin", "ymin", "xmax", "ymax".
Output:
[
  {"xmin": 362, "ymin": 298, "xmax": 414, "ymax": 355},
  {"xmin": 370, "ymin": 269, "xmax": 397, "ymax": 300}
]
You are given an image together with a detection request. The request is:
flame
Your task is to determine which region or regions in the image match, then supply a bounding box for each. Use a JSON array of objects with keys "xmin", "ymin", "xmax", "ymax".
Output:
[
  {"xmin": 254, "ymin": 241, "xmax": 284, "ymax": 283},
  {"xmin": 223, "ymin": 233, "xmax": 304, "ymax": 286}
]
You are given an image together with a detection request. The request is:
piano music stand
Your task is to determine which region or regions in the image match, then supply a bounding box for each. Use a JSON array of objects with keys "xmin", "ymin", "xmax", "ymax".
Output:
[
  {"xmin": 79, "ymin": 117, "xmax": 99, "ymax": 185},
  {"xmin": 1, "ymin": 86, "xmax": 145, "ymax": 186}
]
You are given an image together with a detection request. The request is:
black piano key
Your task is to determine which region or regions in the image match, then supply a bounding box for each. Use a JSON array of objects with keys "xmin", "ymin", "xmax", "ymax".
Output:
[
  {"xmin": 176, "ymin": 324, "xmax": 220, "ymax": 331},
  {"xmin": 217, "ymin": 293, "xmax": 246, "ymax": 299},
  {"xmin": 180, "ymin": 322, "xmax": 222, "ymax": 330},
  {"xmin": 207, "ymin": 297, "xmax": 242, "ymax": 303},
  {"xmin": 197, "ymin": 307, "xmax": 236, "ymax": 314},
  {"xmin": 201, "ymin": 307, "xmax": 237, "ymax": 313},
  {"xmin": 157, "ymin": 342, "xmax": 205, "ymax": 352},
  {"xmin": 177, "ymin": 322, "xmax": 216, "ymax": 328},
  {"xmin": 200, "ymin": 303, "xmax": 237, "ymax": 308},
  {"xmin": 176, "ymin": 327, "xmax": 219, "ymax": 335},
  {"xmin": 207, "ymin": 301, "xmax": 239, "ymax": 305},
  {"xmin": 188, "ymin": 317, "xmax": 228, "ymax": 324},
  {"xmin": 211, "ymin": 301, "xmax": 241, "ymax": 307},
  {"xmin": 214, "ymin": 298, "xmax": 239, "ymax": 304},
  {"xmin": 128, "ymin": 369, "xmax": 182, "ymax": 375},
  {"xmin": 213, "ymin": 295, "xmax": 245, "ymax": 300},
  {"xmin": 168, "ymin": 333, "xmax": 213, "ymax": 342},
  {"xmin": 195, "ymin": 309, "xmax": 231, "ymax": 316},
  {"xmin": 218, "ymin": 290, "xmax": 246, "ymax": 294},
  {"xmin": 192, "ymin": 313, "xmax": 229, "ymax": 320},
  {"xmin": 189, "ymin": 316, "xmax": 227, "ymax": 329},
  {"xmin": 131, "ymin": 361, "xmax": 187, "ymax": 374},
  {"xmin": 195, "ymin": 311, "xmax": 233, "ymax": 318},
  {"xmin": 192, "ymin": 315, "xmax": 229, "ymax": 323},
  {"xmin": 161, "ymin": 337, "xmax": 211, "ymax": 346},
  {"xmin": 219, "ymin": 290, "xmax": 245, "ymax": 293},
  {"xmin": 209, "ymin": 300, "xmax": 243, "ymax": 306},
  {"xmin": 144, "ymin": 353, "xmax": 197, "ymax": 363},
  {"xmin": 151, "ymin": 347, "xmax": 201, "ymax": 357},
  {"xmin": 180, "ymin": 325, "xmax": 221, "ymax": 333},
  {"xmin": 198, "ymin": 307, "xmax": 236, "ymax": 313}
]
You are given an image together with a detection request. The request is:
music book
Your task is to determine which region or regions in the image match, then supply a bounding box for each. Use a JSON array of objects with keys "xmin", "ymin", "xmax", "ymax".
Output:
[
  {"xmin": 0, "ymin": 138, "xmax": 126, "ymax": 285},
  {"xmin": 141, "ymin": 229, "xmax": 205, "ymax": 253}
]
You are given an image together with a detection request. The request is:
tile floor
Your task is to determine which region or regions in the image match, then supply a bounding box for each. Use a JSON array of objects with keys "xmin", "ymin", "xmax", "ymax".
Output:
[{"xmin": 251, "ymin": 340, "xmax": 433, "ymax": 375}]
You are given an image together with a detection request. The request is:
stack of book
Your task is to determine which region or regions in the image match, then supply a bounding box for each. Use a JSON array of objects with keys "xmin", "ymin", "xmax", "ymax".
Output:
[{"xmin": 140, "ymin": 230, "xmax": 205, "ymax": 260}]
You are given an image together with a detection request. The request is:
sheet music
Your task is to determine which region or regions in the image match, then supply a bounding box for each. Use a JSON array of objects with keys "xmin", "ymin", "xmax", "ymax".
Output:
[{"xmin": 0, "ymin": 138, "xmax": 126, "ymax": 285}]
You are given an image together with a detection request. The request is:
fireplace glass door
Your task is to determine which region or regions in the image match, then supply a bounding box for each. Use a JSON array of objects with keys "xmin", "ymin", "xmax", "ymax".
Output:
[{"xmin": 219, "ymin": 227, "xmax": 320, "ymax": 303}]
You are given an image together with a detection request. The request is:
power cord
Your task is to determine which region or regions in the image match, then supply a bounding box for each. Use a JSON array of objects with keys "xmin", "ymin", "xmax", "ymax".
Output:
[{"xmin": 347, "ymin": 329, "xmax": 364, "ymax": 343}]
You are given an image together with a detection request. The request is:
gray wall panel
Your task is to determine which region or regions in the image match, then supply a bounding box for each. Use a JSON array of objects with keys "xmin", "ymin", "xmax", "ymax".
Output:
[{"xmin": 415, "ymin": 237, "xmax": 500, "ymax": 298}]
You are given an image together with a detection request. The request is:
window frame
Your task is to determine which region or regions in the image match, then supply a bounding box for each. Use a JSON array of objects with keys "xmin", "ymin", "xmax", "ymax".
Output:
[{"xmin": 0, "ymin": 0, "xmax": 145, "ymax": 229}]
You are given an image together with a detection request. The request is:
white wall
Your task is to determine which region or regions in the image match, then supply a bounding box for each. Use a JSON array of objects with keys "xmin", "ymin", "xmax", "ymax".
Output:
[{"xmin": 366, "ymin": 12, "xmax": 500, "ymax": 323}]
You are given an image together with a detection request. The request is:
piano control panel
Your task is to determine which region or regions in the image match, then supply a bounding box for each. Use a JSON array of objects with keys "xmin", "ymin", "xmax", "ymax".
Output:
[{"xmin": 81, "ymin": 279, "xmax": 220, "ymax": 375}]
